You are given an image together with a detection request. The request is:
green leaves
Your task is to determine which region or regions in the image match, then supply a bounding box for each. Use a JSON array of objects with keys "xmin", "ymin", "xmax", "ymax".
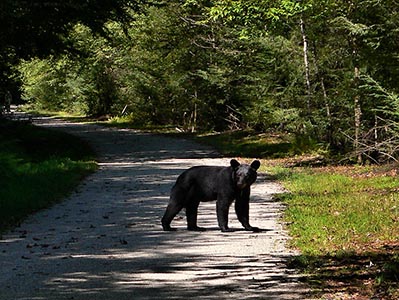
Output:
[
  {"xmin": 15, "ymin": 0, "xmax": 399, "ymax": 160},
  {"xmin": 210, "ymin": 0, "xmax": 307, "ymax": 27}
]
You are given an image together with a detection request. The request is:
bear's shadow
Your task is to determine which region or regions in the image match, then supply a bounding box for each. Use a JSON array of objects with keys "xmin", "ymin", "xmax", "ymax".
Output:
[{"xmin": 173, "ymin": 227, "xmax": 273, "ymax": 233}]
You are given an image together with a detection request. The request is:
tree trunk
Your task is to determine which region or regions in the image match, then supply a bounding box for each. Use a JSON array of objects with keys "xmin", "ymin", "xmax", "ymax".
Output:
[
  {"xmin": 300, "ymin": 17, "xmax": 311, "ymax": 112},
  {"xmin": 354, "ymin": 66, "xmax": 362, "ymax": 164},
  {"xmin": 191, "ymin": 102, "xmax": 197, "ymax": 133},
  {"xmin": 312, "ymin": 44, "xmax": 332, "ymax": 143}
]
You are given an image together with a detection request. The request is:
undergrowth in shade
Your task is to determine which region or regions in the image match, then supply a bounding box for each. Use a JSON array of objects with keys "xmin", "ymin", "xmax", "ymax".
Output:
[{"xmin": 0, "ymin": 119, "xmax": 97, "ymax": 232}]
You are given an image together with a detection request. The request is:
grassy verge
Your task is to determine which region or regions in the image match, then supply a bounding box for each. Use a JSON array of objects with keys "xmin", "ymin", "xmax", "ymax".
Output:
[
  {"xmin": 0, "ymin": 119, "xmax": 97, "ymax": 233},
  {"xmin": 272, "ymin": 166, "xmax": 399, "ymax": 299}
]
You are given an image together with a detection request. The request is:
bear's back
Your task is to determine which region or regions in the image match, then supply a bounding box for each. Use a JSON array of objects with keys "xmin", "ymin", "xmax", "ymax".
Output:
[{"xmin": 176, "ymin": 165, "xmax": 231, "ymax": 191}]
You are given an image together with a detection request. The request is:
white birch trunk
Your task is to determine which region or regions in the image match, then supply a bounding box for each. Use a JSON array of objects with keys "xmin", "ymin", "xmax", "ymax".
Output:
[{"xmin": 300, "ymin": 17, "xmax": 311, "ymax": 112}]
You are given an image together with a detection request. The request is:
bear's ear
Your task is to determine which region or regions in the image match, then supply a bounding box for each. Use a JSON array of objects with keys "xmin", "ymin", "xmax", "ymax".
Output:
[
  {"xmin": 230, "ymin": 159, "xmax": 240, "ymax": 170},
  {"xmin": 250, "ymin": 160, "xmax": 260, "ymax": 170}
]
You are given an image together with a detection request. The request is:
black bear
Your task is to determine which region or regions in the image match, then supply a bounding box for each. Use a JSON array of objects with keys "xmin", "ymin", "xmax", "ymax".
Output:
[{"xmin": 161, "ymin": 159, "xmax": 261, "ymax": 232}]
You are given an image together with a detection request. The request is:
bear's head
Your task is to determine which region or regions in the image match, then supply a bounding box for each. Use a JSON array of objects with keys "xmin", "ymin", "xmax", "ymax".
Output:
[{"xmin": 230, "ymin": 159, "xmax": 260, "ymax": 189}]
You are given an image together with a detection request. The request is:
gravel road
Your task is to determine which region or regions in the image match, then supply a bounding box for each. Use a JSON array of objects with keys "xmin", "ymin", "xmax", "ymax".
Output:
[{"xmin": 0, "ymin": 117, "xmax": 309, "ymax": 299}]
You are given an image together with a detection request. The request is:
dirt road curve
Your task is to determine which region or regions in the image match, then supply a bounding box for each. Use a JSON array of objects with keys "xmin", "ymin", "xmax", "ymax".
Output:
[{"xmin": 0, "ymin": 117, "xmax": 309, "ymax": 299}]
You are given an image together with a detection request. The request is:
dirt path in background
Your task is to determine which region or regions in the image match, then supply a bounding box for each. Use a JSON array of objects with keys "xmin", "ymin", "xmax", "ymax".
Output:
[{"xmin": 0, "ymin": 117, "xmax": 309, "ymax": 299}]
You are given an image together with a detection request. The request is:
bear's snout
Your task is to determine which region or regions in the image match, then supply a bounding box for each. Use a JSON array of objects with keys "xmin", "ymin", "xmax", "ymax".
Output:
[{"xmin": 237, "ymin": 182, "xmax": 248, "ymax": 189}]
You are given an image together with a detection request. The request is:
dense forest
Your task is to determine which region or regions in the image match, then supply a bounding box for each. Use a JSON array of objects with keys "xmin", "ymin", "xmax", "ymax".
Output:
[{"xmin": 3, "ymin": 0, "xmax": 399, "ymax": 162}]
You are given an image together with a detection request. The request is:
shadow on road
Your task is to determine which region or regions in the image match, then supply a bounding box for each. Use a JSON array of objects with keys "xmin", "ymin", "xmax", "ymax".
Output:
[{"xmin": 0, "ymin": 119, "xmax": 308, "ymax": 299}]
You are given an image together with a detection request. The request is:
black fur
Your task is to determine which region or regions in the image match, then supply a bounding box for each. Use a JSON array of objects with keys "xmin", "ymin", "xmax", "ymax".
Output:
[{"xmin": 161, "ymin": 159, "xmax": 260, "ymax": 232}]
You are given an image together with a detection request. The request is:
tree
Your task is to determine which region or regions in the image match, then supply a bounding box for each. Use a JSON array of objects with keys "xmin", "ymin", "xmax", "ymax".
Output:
[
  {"xmin": 0, "ymin": 0, "xmax": 143, "ymax": 99},
  {"xmin": 18, "ymin": 0, "xmax": 399, "ymax": 161}
]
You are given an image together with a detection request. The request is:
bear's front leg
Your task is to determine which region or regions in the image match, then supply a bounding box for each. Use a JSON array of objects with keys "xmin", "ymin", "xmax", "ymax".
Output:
[
  {"xmin": 216, "ymin": 198, "xmax": 234, "ymax": 232},
  {"xmin": 186, "ymin": 200, "xmax": 206, "ymax": 231},
  {"xmin": 235, "ymin": 189, "xmax": 260, "ymax": 232}
]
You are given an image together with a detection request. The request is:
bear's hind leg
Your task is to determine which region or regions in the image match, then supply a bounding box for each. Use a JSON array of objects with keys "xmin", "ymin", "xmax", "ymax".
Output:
[
  {"xmin": 161, "ymin": 201, "xmax": 183, "ymax": 231},
  {"xmin": 162, "ymin": 185, "xmax": 186, "ymax": 231}
]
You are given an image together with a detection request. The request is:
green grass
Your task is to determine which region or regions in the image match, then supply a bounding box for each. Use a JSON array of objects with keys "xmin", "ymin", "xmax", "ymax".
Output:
[
  {"xmin": 275, "ymin": 167, "xmax": 399, "ymax": 254},
  {"xmin": 195, "ymin": 130, "xmax": 293, "ymax": 158},
  {"xmin": 272, "ymin": 166, "xmax": 399, "ymax": 299},
  {"xmin": 0, "ymin": 119, "xmax": 97, "ymax": 232}
]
